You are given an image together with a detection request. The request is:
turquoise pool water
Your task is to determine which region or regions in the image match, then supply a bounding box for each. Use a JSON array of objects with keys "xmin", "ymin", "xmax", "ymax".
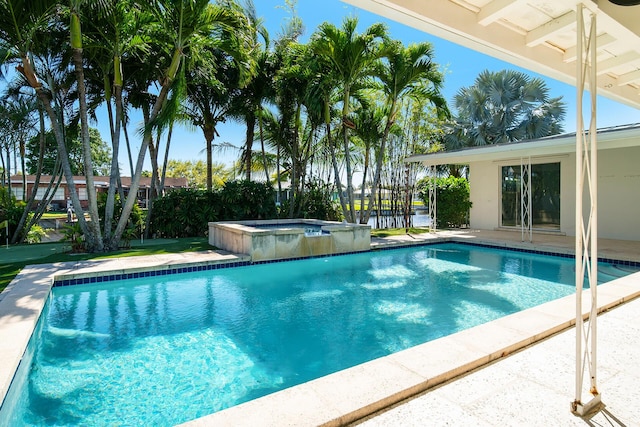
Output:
[{"xmin": 1, "ymin": 243, "xmax": 637, "ymax": 426}]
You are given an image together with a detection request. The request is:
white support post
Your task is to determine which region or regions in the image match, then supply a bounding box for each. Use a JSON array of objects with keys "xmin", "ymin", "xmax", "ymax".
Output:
[
  {"xmin": 429, "ymin": 165, "xmax": 436, "ymax": 233},
  {"xmin": 520, "ymin": 157, "xmax": 532, "ymax": 242},
  {"xmin": 572, "ymin": 3, "xmax": 601, "ymax": 416}
]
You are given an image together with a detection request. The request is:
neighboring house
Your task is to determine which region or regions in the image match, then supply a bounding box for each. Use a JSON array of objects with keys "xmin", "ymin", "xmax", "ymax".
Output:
[
  {"xmin": 407, "ymin": 123, "xmax": 640, "ymax": 241},
  {"xmin": 9, "ymin": 175, "xmax": 189, "ymax": 210}
]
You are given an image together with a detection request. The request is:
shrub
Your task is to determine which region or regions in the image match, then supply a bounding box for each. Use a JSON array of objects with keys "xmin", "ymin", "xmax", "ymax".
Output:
[
  {"xmin": 417, "ymin": 176, "xmax": 472, "ymax": 228},
  {"xmin": 62, "ymin": 222, "xmax": 85, "ymax": 253},
  {"xmin": 26, "ymin": 225, "xmax": 47, "ymax": 244},
  {"xmin": 149, "ymin": 181, "xmax": 277, "ymax": 238},
  {"xmin": 149, "ymin": 189, "xmax": 217, "ymax": 238},
  {"xmin": 219, "ymin": 180, "xmax": 277, "ymax": 220},
  {"xmin": 0, "ymin": 187, "xmax": 26, "ymax": 241},
  {"xmin": 280, "ymin": 180, "xmax": 342, "ymax": 221}
]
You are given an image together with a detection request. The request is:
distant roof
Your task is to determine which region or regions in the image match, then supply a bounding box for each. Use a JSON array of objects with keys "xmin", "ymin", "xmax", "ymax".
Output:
[
  {"xmin": 406, "ymin": 122, "xmax": 640, "ymax": 165},
  {"xmin": 9, "ymin": 175, "xmax": 189, "ymax": 188}
]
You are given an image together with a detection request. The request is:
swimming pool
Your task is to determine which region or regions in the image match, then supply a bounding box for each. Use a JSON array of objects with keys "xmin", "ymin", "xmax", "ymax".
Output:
[{"xmin": 1, "ymin": 242, "xmax": 638, "ymax": 426}]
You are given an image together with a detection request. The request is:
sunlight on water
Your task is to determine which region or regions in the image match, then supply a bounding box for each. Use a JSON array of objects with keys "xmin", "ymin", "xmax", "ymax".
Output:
[
  {"xmin": 299, "ymin": 289, "xmax": 344, "ymax": 300},
  {"xmin": 417, "ymin": 257, "xmax": 483, "ymax": 274},
  {"xmin": 368, "ymin": 265, "xmax": 418, "ymax": 280},
  {"xmin": 374, "ymin": 300, "xmax": 432, "ymax": 324},
  {"xmin": 361, "ymin": 281, "xmax": 407, "ymax": 290}
]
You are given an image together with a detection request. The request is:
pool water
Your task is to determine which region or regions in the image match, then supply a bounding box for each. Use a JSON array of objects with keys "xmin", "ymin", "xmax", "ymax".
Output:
[{"xmin": 1, "ymin": 243, "xmax": 637, "ymax": 426}]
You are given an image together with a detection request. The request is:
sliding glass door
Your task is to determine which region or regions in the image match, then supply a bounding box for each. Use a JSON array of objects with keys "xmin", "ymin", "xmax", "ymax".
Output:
[{"xmin": 501, "ymin": 162, "xmax": 560, "ymax": 230}]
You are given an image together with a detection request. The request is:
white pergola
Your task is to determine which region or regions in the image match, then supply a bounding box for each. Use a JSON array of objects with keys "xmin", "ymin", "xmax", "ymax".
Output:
[{"xmin": 344, "ymin": 0, "xmax": 640, "ymax": 416}]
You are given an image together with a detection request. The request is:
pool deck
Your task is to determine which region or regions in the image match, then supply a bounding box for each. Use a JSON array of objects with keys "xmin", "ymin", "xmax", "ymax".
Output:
[{"xmin": 1, "ymin": 229, "xmax": 639, "ymax": 425}]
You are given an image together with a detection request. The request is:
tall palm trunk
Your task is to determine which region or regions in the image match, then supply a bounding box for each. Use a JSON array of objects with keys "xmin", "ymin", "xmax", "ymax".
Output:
[
  {"xmin": 364, "ymin": 115, "xmax": 394, "ymax": 225},
  {"xmin": 204, "ymin": 124, "xmax": 215, "ymax": 191},
  {"xmin": 11, "ymin": 105, "xmax": 46, "ymax": 244},
  {"xmin": 122, "ymin": 115, "xmax": 135, "ymax": 176},
  {"xmin": 244, "ymin": 112, "xmax": 255, "ymax": 181},
  {"xmin": 160, "ymin": 120, "xmax": 174, "ymax": 192},
  {"xmin": 288, "ymin": 105, "xmax": 301, "ymax": 219},
  {"xmin": 104, "ymin": 68, "xmax": 124, "ymax": 242},
  {"xmin": 71, "ymin": 10, "xmax": 103, "ymax": 252},
  {"xmin": 258, "ymin": 109, "xmax": 270, "ymax": 183},
  {"xmin": 18, "ymin": 53, "xmax": 91, "ymax": 245},
  {"xmin": 358, "ymin": 141, "xmax": 371, "ymax": 224},
  {"xmin": 111, "ymin": 47, "xmax": 180, "ymax": 246},
  {"xmin": 324, "ymin": 99, "xmax": 348, "ymax": 220},
  {"xmin": 341, "ymin": 89, "xmax": 357, "ymax": 223}
]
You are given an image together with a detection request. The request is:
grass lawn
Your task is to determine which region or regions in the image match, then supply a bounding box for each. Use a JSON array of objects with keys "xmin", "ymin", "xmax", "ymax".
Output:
[
  {"xmin": 370, "ymin": 227, "xmax": 431, "ymax": 238},
  {"xmin": 352, "ymin": 200, "xmax": 424, "ymax": 211},
  {"xmin": 0, "ymin": 237, "xmax": 210, "ymax": 293}
]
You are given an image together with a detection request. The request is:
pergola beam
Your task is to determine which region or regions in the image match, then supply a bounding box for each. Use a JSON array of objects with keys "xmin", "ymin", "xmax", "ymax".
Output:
[
  {"xmin": 477, "ymin": 0, "xmax": 523, "ymax": 26},
  {"xmin": 526, "ymin": 11, "xmax": 576, "ymax": 47}
]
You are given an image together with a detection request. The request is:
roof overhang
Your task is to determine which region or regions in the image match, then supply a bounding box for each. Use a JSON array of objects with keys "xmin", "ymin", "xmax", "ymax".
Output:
[
  {"xmin": 343, "ymin": 0, "xmax": 640, "ymax": 109},
  {"xmin": 406, "ymin": 124, "xmax": 640, "ymax": 165}
]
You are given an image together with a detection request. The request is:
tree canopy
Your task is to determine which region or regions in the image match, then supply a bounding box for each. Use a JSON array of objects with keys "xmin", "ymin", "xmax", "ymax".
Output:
[
  {"xmin": 444, "ymin": 69, "xmax": 566, "ymax": 149},
  {"xmin": 25, "ymin": 127, "xmax": 111, "ymax": 176},
  {"xmin": 0, "ymin": 0, "xmax": 571, "ymax": 250}
]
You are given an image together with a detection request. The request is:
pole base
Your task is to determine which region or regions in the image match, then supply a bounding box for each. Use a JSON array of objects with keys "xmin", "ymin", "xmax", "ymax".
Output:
[{"xmin": 571, "ymin": 394, "xmax": 602, "ymax": 416}]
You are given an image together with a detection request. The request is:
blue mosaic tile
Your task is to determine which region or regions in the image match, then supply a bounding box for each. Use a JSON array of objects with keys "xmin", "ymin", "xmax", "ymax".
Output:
[{"xmin": 50, "ymin": 238, "xmax": 640, "ymax": 288}]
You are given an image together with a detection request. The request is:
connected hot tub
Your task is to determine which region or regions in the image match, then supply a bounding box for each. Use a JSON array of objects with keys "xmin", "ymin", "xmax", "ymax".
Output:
[{"xmin": 208, "ymin": 219, "xmax": 371, "ymax": 261}]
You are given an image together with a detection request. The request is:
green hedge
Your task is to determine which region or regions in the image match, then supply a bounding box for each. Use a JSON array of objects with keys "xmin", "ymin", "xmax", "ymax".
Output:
[
  {"xmin": 150, "ymin": 180, "xmax": 277, "ymax": 238},
  {"xmin": 417, "ymin": 176, "xmax": 472, "ymax": 228},
  {"xmin": 0, "ymin": 187, "xmax": 26, "ymax": 241}
]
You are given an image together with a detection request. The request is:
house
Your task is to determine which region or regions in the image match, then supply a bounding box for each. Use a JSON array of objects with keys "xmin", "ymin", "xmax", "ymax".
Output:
[
  {"xmin": 9, "ymin": 175, "xmax": 189, "ymax": 210},
  {"xmin": 407, "ymin": 123, "xmax": 640, "ymax": 241}
]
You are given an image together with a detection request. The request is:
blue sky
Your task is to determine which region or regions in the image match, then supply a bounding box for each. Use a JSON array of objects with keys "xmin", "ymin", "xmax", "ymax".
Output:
[{"xmin": 110, "ymin": 0, "xmax": 639, "ymax": 174}]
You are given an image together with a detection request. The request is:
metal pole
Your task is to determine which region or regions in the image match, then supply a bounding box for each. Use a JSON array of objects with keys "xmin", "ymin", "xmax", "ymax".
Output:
[
  {"xmin": 574, "ymin": 6, "xmax": 585, "ymax": 409},
  {"xmin": 520, "ymin": 157, "xmax": 532, "ymax": 242},
  {"xmin": 588, "ymin": 7, "xmax": 599, "ymax": 399},
  {"xmin": 572, "ymin": 4, "xmax": 600, "ymax": 415},
  {"xmin": 429, "ymin": 165, "xmax": 437, "ymax": 233}
]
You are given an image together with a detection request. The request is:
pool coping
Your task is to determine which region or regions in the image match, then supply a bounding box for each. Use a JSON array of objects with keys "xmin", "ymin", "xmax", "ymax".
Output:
[{"xmin": 0, "ymin": 237, "xmax": 639, "ymax": 425}]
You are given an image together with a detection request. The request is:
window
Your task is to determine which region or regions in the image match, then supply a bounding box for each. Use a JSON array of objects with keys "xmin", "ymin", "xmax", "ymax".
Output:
[
  {"xmin": 11, "ymin": 187, "xmax": 24, "ymax": 200},
  {"xmin": 501, "ymin": 162, "xmax": 560, "ymax": 230},
  {"xmin": 35, "ymin": 187, "xmax": 65, "ymax": 200}
]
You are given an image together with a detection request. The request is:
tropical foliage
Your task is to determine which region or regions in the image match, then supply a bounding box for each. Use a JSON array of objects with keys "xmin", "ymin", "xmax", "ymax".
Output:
[
  {"xmin": 416, "ymin": 176, "xmax": 472, "ymax": 228},
  {"xmin": 0, "ymin": 1, "xmax": 570, "ymax": 252},
  {"xmin": 444, "ymin": 69, "xmax": 566, "ymax": 149},
  {"xmin": 25, "ymin": 127, "xmax": 111, "ymax": 175},
  {"xmin": 149, "ymin": 180, "xmax": 276, "ymax": 238}
]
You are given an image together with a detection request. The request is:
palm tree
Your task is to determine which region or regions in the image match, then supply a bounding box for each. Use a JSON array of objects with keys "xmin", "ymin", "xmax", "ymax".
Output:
[
  {"xmin": 350, "ymin": 100, "xmax": 385, "ymax": 221},
  {"xmin": 0, "ymin": 94, "xmax": 40, "ymax": 243},
  {"xmin": 184, "ymin": 48, "xmax": 241, "ymax": 191},
  {"xmin": 310, "ymin": 17, "xmax": 388, "ymax": 223},
  {"xmin": 0, "ymin": 0, "xmax": 109, "ymax": 249},
  {"xmin": 445, "ymin": 69, "xmax": 566, "ymax": 149},
  {"xmin": 227, "ymin": 0, "xmax": 275, "ymax": 182},
  {"xmin": 109, "ymin": 0, "xmax": 252, "ymax": 249},
  {"xmin": 362, "ymin": 40, "xmax": 448, "ymax": 224},
  {"xmin": 81, "ymin": 0, "xmax": 150, "ymax": 242}
]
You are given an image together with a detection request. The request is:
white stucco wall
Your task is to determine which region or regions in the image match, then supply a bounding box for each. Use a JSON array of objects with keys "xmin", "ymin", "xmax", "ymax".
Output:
[
  {"xmin": 467, "ymin": 146, "xmax": 640, "ymax": 241},
  {"xmin": 468, "ymin": 161, "xmax": 499, "ymax": 230},
  {"xmin": 597, "ymin": 146, "xmax": 640, "ymax": 241}
]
